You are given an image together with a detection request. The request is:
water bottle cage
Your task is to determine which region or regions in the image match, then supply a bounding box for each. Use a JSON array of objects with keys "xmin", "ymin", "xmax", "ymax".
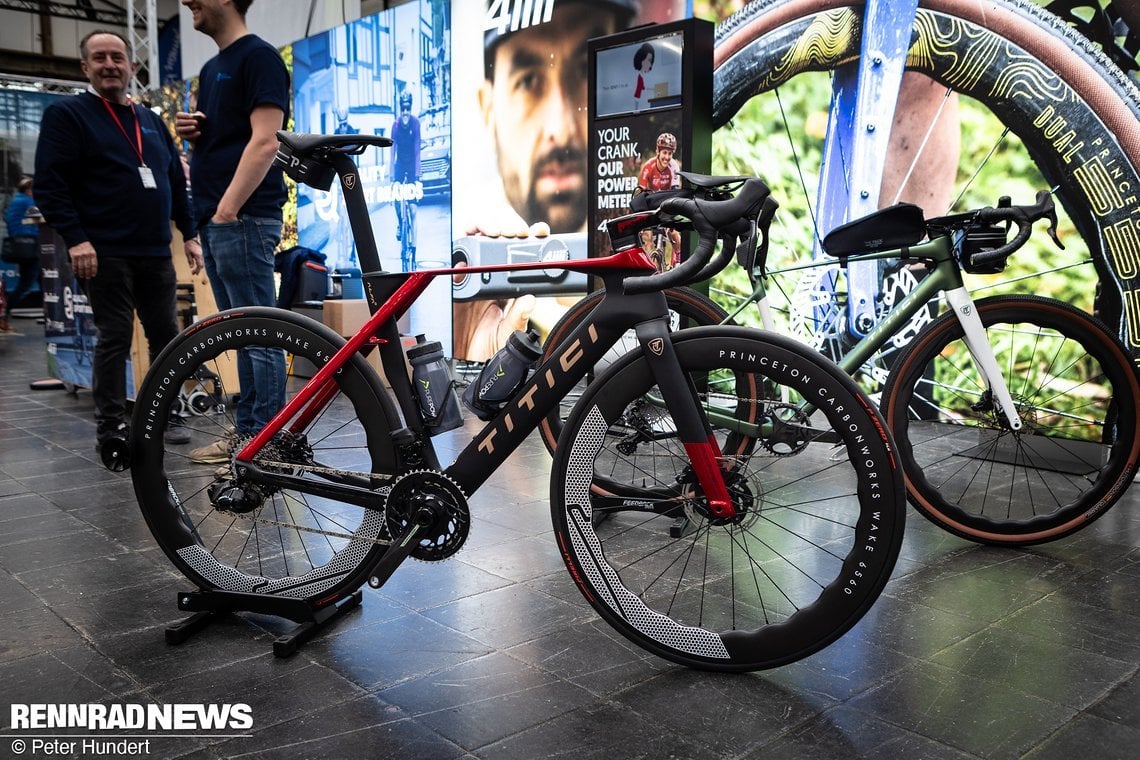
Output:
[
  {"xmin": 418, "ymin": 379, "xmax": 463, "ymax": 427},
  {"xmin": 463, "ymin": 370, "xmax": 532, "ymax": 421}
]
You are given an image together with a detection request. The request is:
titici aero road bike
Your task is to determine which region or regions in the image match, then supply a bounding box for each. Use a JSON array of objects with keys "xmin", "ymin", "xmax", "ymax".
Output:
[
  {"xmin": 129, "ymin": 133, "xmax": 905, "ymax": 672},
  {"xmin": 542, "ymin": 180, "xmax": 1140, "ymax": 546}
]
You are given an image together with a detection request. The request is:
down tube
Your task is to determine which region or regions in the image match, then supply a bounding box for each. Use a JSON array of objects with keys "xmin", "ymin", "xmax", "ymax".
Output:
[{"xmin": 445, "ymin": 290, "xmax": 668, "ymax": 495}]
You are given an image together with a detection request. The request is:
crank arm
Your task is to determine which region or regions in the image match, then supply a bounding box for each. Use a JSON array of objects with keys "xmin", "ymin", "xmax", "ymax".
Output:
[{"xmin": 366, "ymin": 506, "xmax": 435, "ymax": 589}]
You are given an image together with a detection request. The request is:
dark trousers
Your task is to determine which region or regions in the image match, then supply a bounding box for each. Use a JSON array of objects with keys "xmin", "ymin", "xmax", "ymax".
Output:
[
  {"xmin": 84, "ymin": 256, "xmax": 178, "ymax": 434},
  {"xmin": 7, "ymin": 237, "xmax": 39, "ymax": 310}
]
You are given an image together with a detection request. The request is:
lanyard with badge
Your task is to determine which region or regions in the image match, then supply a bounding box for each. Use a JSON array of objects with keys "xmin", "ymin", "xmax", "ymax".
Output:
[{"xmin": 101, "ymin": 96, "xmax": 156, "ymax": 190}]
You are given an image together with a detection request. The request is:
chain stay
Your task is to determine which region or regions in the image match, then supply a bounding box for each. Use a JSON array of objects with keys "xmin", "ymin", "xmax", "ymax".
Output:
[{"xmin": 222, "ymin": 459, "xmax": 395, "ymax": 545}]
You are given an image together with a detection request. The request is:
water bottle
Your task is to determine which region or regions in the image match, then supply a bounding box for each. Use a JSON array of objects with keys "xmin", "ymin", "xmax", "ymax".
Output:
[
  {"xmin": 407, "ymin": 336, "xmax": 463, "ymax": 435},
  {"xmin": 462, "ymin": 328, "xmax": 543, "ymax": 421}
]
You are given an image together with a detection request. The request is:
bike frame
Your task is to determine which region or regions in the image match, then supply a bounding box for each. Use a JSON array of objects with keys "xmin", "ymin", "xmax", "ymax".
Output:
[
  {"xmin": 234, "ymin": 148, "xmax": 737, "ymax": 517},
  {"xmin": 723, "ymin": 234, "xmax": 1024, "ymax": 430}
]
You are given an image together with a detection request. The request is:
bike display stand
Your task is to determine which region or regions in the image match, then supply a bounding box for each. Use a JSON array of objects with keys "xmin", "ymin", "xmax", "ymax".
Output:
[{"xmin": 165, "ymin": 588, "xmax": 363, "ymax": 658}]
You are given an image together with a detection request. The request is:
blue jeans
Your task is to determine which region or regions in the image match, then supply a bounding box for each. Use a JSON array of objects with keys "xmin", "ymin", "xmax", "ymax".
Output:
[{"xmin": 201, "ymin": 216, "xmax": 285, "ymax": 435}]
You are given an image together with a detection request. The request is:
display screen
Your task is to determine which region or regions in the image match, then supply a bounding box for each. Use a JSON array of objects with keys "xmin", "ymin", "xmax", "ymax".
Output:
[{"xmin": 594, "ymin": 30, "xmax": 684, "ymax": 119}]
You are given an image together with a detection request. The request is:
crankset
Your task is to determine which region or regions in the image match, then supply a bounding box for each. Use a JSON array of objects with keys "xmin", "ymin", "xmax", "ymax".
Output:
[
  {"xmin": 760, "ymin": 402, "xmax": 812, "ymax": 456},
  {"xmin": 364, "ymin": 470, "xmax": 470, "ymax": 589},
  {"xmin": 381, "ymin": 470, "xmax": 470, "ymax": 562}
]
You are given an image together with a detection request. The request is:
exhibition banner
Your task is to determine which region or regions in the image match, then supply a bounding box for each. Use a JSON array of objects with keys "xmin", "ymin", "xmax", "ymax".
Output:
[
  {"xmin": 292, "ymin": 1, "xmax": 452, "ymax": 342},
  {"xmin": 450, "ymin": 0, "xmax": 689, "ymax": 361}
]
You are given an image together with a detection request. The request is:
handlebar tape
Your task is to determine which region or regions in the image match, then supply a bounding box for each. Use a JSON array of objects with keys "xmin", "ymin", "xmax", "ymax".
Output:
[
  {"xmin": 623, "ymin": 178, "xmax": 772, "ymax": 294},
  {"xmin": 969, "ymin": 189, "xmax": 1060, "ymax": 267}
]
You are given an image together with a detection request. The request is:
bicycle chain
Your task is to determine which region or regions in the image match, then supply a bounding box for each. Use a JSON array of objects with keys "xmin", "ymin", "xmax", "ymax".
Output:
[
  {"xmin": 221, "ymin": 468, "xmax": 471, "ymax": 563},
  {"xmin": 226, "ymin": 507, "xmax": 393, "ymax": 546},
  {"xmin": 220, "ymin": 390, "xmax": 807, "ymax": 540},
  {"xmin": 220, "ymin": 459, "xmax": 396, "ymax": 546}
]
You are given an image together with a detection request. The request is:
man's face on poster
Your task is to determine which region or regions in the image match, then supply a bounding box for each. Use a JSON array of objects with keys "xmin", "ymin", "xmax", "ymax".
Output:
[{"xmin": 481, "ymin": 3, "xmax": 620, "ymax": 233}]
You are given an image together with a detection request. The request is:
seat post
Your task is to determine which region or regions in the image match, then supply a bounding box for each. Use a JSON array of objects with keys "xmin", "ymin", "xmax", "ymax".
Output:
[{"xmin": 328, "ymin": 151, "xmax": 383, "ymax": 274}]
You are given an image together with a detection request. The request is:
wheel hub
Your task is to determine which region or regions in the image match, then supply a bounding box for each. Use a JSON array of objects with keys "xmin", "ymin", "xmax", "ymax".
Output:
[{"xmin": 679, "ymin": 465, "xmax": 759, "ymax": 527}]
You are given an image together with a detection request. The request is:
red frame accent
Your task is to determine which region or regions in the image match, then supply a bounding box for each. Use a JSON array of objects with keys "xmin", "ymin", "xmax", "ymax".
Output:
[
  {"xmin": 684, "ymin": 438, "xmax": 736, "ymax": 518},
  {"xmin": 235, "ymin": 245, "xmax": 658, "ymax": 461},
  {"xmin": 447, "ymin": 243, "xmax": 656, "ymax": 278}
]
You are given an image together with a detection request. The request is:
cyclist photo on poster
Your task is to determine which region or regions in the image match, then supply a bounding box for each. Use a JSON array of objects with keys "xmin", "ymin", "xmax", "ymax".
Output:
[
  {"xmin": 391, "ymin": 89, "xmax": 421, "ymax": 272},
  {"xmin": 450, "ymin": 0, "xmax": 688, "ymax": 363},
  {"xmin": 636, "ymin": 131, "xmax": 683, "ymax": 271},
  {"xmin": 589, "ymin": 112, "xmax": 688, "ymax": 262}
]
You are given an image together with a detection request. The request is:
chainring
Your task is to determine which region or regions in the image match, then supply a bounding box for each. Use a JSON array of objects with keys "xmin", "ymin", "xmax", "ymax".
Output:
[
  {"xmin": 760, "ymin": 402, "xmax": 812, "ymax": 456},
  {"xmin": 384, "ymin": 470, "xmax": 470, "ymax": 561}
]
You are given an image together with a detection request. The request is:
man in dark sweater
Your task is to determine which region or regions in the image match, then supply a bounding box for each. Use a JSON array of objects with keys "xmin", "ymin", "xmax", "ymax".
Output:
[
  {"xmin": 176, "ymin": 0, "xmax": 289, "ymax": 464},
  {"xmin": 34, "ymin": 30, "xmax": 203, "ymax": 455}
]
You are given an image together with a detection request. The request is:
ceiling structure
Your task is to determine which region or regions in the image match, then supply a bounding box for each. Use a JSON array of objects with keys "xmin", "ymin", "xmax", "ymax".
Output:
[{"xmin": 0, "ymin": 0, "xmax": 161, "ymax": 88}]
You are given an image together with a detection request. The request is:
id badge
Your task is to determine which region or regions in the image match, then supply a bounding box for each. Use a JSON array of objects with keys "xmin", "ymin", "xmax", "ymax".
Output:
[{"xmin": 139, "ymin": 166, "xmax": 157, "ymax": 190}]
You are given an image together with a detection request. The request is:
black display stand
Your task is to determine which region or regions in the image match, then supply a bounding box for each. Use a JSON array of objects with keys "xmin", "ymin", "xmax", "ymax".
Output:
[
  {"xmin": 165, "ymin": 588, "xmax": 363, "ymax": 658},
  {"xmin": 587, "ymin": 18, "xmax": 714, "ymax": 262}
]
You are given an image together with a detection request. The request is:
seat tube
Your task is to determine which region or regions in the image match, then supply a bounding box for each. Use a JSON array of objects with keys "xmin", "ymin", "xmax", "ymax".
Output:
[
  {"xmin": 943, "ymin": 287, "xmax": 1023, "ymax": 430},
  {"xmin": 633, "ymin": 319, "xmax": 736, "ymax": 518}
]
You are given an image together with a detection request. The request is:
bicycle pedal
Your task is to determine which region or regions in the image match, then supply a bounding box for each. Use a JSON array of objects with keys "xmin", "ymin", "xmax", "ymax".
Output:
[{"xmin": 98, "ymin": 436, "xmax": 131, "ymax": 472}]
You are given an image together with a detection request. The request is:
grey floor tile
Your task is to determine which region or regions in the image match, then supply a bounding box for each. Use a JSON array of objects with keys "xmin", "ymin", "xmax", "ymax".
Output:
[
  {"xmin": 611, "ymin": 669, "xmax": 831, "ymax": 758},
  {"xmin": 476, "ymin": 700, "xmax": 717, "ymax": 759},
  {"xmin": 1088, "ymin": 668, "xmax": 1140, "ymax": 726},
  {"xmin": 1022, "ymin": 712, "xmax": 1140, "ymax": 760},
  {"xmin": 377, "ymin": 652, "xmax": 595, "ymax": 750},
  {"xmin": 0, "ymin": 322, "xmax": 1138, "ymax": 759},
  {"xmin": 741, "ymin": 705, "xmax": 978, "ymax": 760},
  {"xmin": 928, "ymin": 624, "xmax": 1133, "ymax": 710},
  {"xmin": 846, "ymin": 660, "xmax": 1075, "ymax": 759}
]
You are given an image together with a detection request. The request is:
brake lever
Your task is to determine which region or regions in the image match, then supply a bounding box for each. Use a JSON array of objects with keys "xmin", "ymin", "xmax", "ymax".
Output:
[{"xmin": 1040, "ymin": 190, "xmax": 1064, "ymax": 250}]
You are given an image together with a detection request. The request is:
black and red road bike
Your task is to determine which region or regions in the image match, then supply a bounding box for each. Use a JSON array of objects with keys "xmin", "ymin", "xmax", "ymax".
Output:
[{"xmin": 129, "ymin": 133, "xmax": 905, "ymax": 671}]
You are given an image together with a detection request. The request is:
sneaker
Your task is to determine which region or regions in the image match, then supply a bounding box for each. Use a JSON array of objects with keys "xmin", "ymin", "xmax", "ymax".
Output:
[
  {"xmin": 164, "ymin": 414, "xmax": 191, "ymax": 445},
  {"xmin": 95, "ymin": 421, "xmax": 130, "ymax": 470},
  {"xmin": 188, "ymin": 437, "xmax": 234, "ymax": 464},
  {"xmin": 95, "ymin": 421, "xmax": 129, "ymax": 452}
]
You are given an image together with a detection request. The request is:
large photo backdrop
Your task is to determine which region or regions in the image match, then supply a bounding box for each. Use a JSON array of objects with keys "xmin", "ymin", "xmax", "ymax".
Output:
[
  {"xmin": 292, "ymin": 1, "xmax": 451, "ymax": 341},
  {"xmin": 450, "ymin": 0, "xmax": 689, "ymax": 361}
]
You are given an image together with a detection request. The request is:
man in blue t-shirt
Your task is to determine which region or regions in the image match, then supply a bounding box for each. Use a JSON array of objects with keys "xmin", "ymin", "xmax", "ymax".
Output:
[
  {"xmin": 176, "ymin": 0, "xmax": 289, "ymax": 465},
  {"xmin": 34, "ymin": 30, "xmax": 203, "ymax": 455}
]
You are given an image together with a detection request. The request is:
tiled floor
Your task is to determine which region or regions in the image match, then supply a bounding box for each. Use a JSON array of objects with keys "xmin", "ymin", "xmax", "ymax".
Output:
[{"xmin": 1, "ymin": 320, "xmax": 1138, "ymax": 759}]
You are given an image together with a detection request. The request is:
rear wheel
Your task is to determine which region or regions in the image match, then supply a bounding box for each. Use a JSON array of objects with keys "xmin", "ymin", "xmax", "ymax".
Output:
[
  {"xmin": 130, "ymin": 308, "xmax": 404, "ymax": 605},
  {"xmin": 551, "ymin": 327, "xmax": 905, "ymax": 671},
  {"xmin": 882, "ymin": 295, "xmax": 1140, "ymax": 544}
]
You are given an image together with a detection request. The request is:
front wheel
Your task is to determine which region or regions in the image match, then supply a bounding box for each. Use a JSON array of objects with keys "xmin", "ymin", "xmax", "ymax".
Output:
[
  {"xmin": 130, "ymin": 308, "xmax": 406, "ymax": 605},
  {"xmin": 882, "ymin": 295, "xmax": 1140, "ymax": 545},
  {"xmin": 538, "ymin": 286, "xmax": 728, "ymax": 454},
  {"xmin": 550, "ymin": 326, "xmax": 905, "ymax": 671}
]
